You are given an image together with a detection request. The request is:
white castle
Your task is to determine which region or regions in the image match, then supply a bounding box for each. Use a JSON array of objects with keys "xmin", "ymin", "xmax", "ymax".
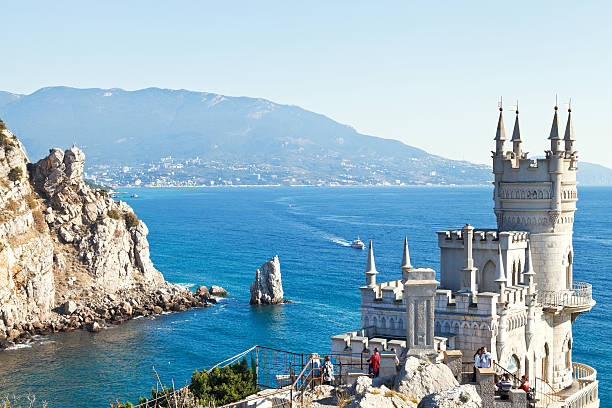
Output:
[{"xmin": 332, "ymin": 104, "xmax": 598, "ymax": 406}]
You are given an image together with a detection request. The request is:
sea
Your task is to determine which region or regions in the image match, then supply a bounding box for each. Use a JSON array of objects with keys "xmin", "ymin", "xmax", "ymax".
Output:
[{"xmin": 0, "ymin": 186, "xmax": 609, "ymax": 407}]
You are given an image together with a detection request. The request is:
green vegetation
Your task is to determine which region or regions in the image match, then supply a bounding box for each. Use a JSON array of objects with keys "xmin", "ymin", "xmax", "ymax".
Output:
[
  {"xmin": 6, "ymin": 199, "xmax": 19, "ymax": 213},
  {"xmin": 124, "ymin": 212, "xmax": 139, "ymax": 229},
  {"xmin": 51, "ymin": 199, "xmax": 62, "ymax": 212},
  {"xmin": 116, "ymin": 359, "xmax": 258, "ymax": 408},
  {"xmin": 108, "ymin": 208, "xmax": 121, "ymax": 220},
  {"xmin": 189, "ymin": 358, "xmax": 257, "ymax": 406},
  {"xmin": 0, "ymin": 118, "xmax": 5, "ymax": 130},
  {"xmin": 7, "ymin": 167, "xmax": 22, "ymax": 182},
  {"xmin": 25, "ymin": 194, "xmax": 38, "ymax": 210},
  {"xmin": 32, "ymin": 210, "xmax": 46, "ymax": 233}
]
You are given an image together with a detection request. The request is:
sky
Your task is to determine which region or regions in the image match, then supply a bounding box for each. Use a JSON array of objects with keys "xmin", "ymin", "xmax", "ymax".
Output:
[{"xmin": 1, "ymin": 1, "xmax": 611, "ymax": 167}]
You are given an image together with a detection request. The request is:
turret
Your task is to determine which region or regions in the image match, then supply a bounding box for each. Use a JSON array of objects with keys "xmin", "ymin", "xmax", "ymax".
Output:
[
  {"xmin": 564, "ymin": 107, "xmax": 575, "ymax": 154},
  {"xmin": 494, "ymin": 244, "xmax": 507, "ymax": 297},
  {"xmin": 548, "ymin": 105, "xmax": 562, "ymax": 154},
  {"xmin": 460, "ymin": 224, "xmax": 477, "ymax": 293},
  {"xmin": 400, "ymin": 236, "xmax": 413, "ymax": 282},
  {"xmin": 511, "ymin": 106, "xmax": 522, "ymax": 159},
  {"xmin": 365, "ymin": 240, "xmax": 378, "ymax": 287},
  {"xmin": 494, "ymin": 107, "xmax": 506, "ymax": 156}
]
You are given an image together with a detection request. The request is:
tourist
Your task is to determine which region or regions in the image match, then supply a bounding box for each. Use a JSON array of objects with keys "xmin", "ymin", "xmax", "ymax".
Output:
[
  {"xmin": 310, "ymin": 353, "xmax": 321, "ymax": 385},
  {"xmin": 480, "ymin": 346, "xmax": 491, "ymax": 368},
  {"xmin": 391, "ymin": 347, "xmax": 400, "ymax": 367},
  {"xmin": 472, "ymin": 347, "xmax": 483, "ymax": 382},
  {"xmin": 520, "ymin": 375, "xmax": 534, "ymax": 400},
  {"xmin": 322, "ymin": 355, "xmax": 334, "ymax": 385},
  {"xmin": 368, "ymin": 348, "xmax": 380, "ymax": 377},
  {"xmin": 497, "ymin": 373, "xmax": 513, "ymax": 399}
]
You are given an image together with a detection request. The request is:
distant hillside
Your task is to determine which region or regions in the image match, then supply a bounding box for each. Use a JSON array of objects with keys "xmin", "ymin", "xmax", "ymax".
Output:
[
  {"xmin": 0, "ymin": 86, "xmax": 609, "ymax": 186},
  {"xmin": 577, "ymin": 162, "xmax": 612, "ymax": 186}
]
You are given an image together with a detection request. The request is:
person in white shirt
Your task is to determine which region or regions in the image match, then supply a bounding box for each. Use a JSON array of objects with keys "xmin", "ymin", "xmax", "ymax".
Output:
[
  {"xmin": 480, "ymin": 346, "xmax": 492, "ymax": 368},
  {"xmin": 472, "ymin": 348, "xmax": 483, "ymax": 382}
]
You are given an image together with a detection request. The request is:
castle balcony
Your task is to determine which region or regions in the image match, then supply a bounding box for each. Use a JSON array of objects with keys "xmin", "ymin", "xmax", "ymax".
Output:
[
  {"xmin": 552, "ymin": 362, "xmax": 599, "ymax": 408},
  {"xmin": 539, "ymin": 281, "xmax": 594, "ymax": 312}
]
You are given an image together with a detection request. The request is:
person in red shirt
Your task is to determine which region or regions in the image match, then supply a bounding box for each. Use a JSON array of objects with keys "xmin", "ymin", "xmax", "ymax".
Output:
[
  {"xmin": 519, "ymin": 375, "xmax": 530, "ymax": 391},
  {"xmin": 368, "ymin": 348, "xmax": 380, "ymax": 377}
]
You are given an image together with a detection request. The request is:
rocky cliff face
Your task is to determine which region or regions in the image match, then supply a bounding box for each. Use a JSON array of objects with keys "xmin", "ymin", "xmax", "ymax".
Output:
[
  {"xmin": 0, "ymin": 121, "xmax": 208, "ymax": 346},
  {"xmin": 29, "ymin": 145, "xmax": 162, "ymax": 291},
  {"xmin": 0, "ymin": 126, "xmax": 54, "ymax": 337},
  {"xmin": 249, "ymin": 255, "xmax": 284, "ymax": 305}
]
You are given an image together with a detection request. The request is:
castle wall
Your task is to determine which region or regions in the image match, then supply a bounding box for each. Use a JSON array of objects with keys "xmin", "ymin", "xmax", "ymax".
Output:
[{"xmin": 438, "ymin": 230, "xmax": 528, "ymax": 292}]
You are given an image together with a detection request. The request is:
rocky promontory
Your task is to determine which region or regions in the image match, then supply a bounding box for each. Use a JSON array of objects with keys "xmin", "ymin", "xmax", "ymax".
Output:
[
  {"xmin": 0, "ymin": 119, "xmax": 223, "ymax": 348},
  {"xmin": 249, "ymin": 255, "xmax": 284, "ymax": 305}
]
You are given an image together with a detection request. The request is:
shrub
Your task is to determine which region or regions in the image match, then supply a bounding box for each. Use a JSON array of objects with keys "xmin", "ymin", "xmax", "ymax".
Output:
[
  {"xmin": 189, "ymin": 358, "xmax": 257, "ymax": 406},
  {"xmin": 0, "ymin": 118, "xmax": 5, "ymax": 130},
  {"xmin": 0, "ymin": 133, "xmax": 15, "ymax": 151},
  {"xmin": 51, "ymin": 200, "xmax": 62, "ymax": 212},
  {"xmin": 7, "ymin": 167, "xmax": 22, "ymax": 182},
  {"xmin": 32, "ymin": 210, "xmax": 46, "ymax": 233},
  {"xmin": 25, "ymin": 194, "xmax": 38, "ymax": 210},
  {"xmin": 124, "ymin": 212, "xmax": 139, "ymax": 229},
  {"xmin": 108, "ymin": 209, "xmax": 121, "ymax": 220},
  {"xmin": 6, "ymin": 198, "xmax": 19, "ymax": 213}
]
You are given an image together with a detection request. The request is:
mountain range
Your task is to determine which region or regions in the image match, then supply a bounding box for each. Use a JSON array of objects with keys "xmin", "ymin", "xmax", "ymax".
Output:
[{"xmin": 0, "ymin": 86, "xmax": 609, "ymax": 186}]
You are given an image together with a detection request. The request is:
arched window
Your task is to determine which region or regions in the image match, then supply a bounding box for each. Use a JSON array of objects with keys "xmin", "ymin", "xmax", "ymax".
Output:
[
  {"xmin": 481, "ymin": 261, "xmax": 497, "ymax": 292},
  {"xmin": 566, "ymin": 338, "xmax": 572, "ymax": 369},
  {"xmin": 543, "ymin": 343, "xmax": 550, "ymax": 382},
  {"xmin": 507, "ymin": 354, "xmax": 521, "ymax": 376},
  {"xmin": 566, "ymin": 252, "xmax": 573, "ymax": 290}
]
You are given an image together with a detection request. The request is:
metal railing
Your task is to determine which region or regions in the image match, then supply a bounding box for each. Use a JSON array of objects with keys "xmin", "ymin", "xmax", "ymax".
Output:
[
  {"xmin": 539, "ymin": 281, "xmax": 592, "ymax": 308},
  {"xmin": 533, "ymin": 376, "xmax": 562, "ymax": 408}
]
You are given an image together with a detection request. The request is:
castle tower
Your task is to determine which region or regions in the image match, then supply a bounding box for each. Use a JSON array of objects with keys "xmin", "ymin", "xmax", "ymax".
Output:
[
  {"xmin": 493, "ymin": 104, "xmax": 577, "ymax": 293},
  {"xmin": 492, "ymin": 103, "xmax": 587, "ymax": 389}
]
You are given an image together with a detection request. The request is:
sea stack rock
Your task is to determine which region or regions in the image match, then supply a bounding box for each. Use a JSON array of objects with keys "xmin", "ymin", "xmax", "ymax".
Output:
[{"xmin": 250, "ymin": 255, "xmax": 284, "ymax": 305}]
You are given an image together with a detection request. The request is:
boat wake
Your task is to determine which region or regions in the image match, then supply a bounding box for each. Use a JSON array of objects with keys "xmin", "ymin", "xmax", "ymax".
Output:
[{"xmin": 324, "ymin": 235, "xmax": 352, "ymax": 247}]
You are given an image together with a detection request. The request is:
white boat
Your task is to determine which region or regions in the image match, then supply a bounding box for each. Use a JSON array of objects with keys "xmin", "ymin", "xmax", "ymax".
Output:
[{"xmin": 350, "ymin": 237, "xmax": 365, "ymax": 249}]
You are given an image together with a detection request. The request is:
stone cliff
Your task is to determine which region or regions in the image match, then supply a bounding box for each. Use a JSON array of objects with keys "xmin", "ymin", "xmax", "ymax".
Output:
[{"xmin": 0, "ymin": 120, "xmax": 213, "ymax": 347}]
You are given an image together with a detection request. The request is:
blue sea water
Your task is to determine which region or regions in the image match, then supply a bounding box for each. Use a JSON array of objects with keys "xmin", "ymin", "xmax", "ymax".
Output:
[{"xmin": 0, "ymin": 186, "xmax": 609, "ymax": 407}]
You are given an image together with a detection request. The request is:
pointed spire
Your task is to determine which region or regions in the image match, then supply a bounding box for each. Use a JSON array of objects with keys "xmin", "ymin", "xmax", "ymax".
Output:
[
  {"xmin": 401, "ymin": 236, "xmax": 412, "ymax": 269},
  {"xmin": 511, "ymin": 107, "xmax": 521, "ymax": 141},
  {"xmin": 564, "ymin": 107, "xmax": 575, "ymax": 142},
  {"xmin": 365, "ymin": 240, "xmax": 378, "ymax": 287},
  {"xmin": 548, "ymin": 105, "xmax": 561, "ymax": 140},
  {"xmin": 523, "ymin": 242, "xmax": 536, "ymax": 277},
  {"xmin": 366, "ymin": 240, "xmax": 377, "ymax": 273},
  {"xmin": 494, "ymin": 107, "xmax": 506, "ymax": 141},
  {"xmin": 494, "ymin": 244, "xmax": 506, "ymax": 283}
]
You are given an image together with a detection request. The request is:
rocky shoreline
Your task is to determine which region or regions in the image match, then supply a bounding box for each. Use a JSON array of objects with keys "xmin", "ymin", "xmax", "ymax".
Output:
[{"xmin": 0, "ymin": 283, "xmax": 226, "ymax": 349}]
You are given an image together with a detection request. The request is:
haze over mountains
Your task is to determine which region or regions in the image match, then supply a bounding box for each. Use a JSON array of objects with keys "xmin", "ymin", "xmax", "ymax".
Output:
[{"xmin": 0, "ymin": 86, "xmax": 609, "ymax": 186}]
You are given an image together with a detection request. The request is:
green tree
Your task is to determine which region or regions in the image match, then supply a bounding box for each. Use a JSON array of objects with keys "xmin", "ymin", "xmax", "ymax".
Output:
[{"xmin": 189, "ymin": 358, "xmax": 258, "ymax": 406}]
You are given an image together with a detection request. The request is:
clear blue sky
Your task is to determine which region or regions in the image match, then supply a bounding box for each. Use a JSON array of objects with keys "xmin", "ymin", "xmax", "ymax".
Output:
[{"xmin": 2, "ymin": 1, "xmax": 610, "ymax": 167}]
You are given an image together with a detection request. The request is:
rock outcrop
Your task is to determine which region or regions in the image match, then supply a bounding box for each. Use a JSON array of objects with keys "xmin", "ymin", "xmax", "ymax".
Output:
[
  {"xmin": 249, "ymin": 255, "xmax": 284, "ymax": 305},
  {"xmin": 394, "ymin": 357, "xmax": 459, "ymax": 400},
  {"xmin": 417, "ymin": 385, "xmax": 481, "ymax": 408},
  {"xmin": 0, "ymin": 121, "xmax": 222, "ymax": 348}
]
